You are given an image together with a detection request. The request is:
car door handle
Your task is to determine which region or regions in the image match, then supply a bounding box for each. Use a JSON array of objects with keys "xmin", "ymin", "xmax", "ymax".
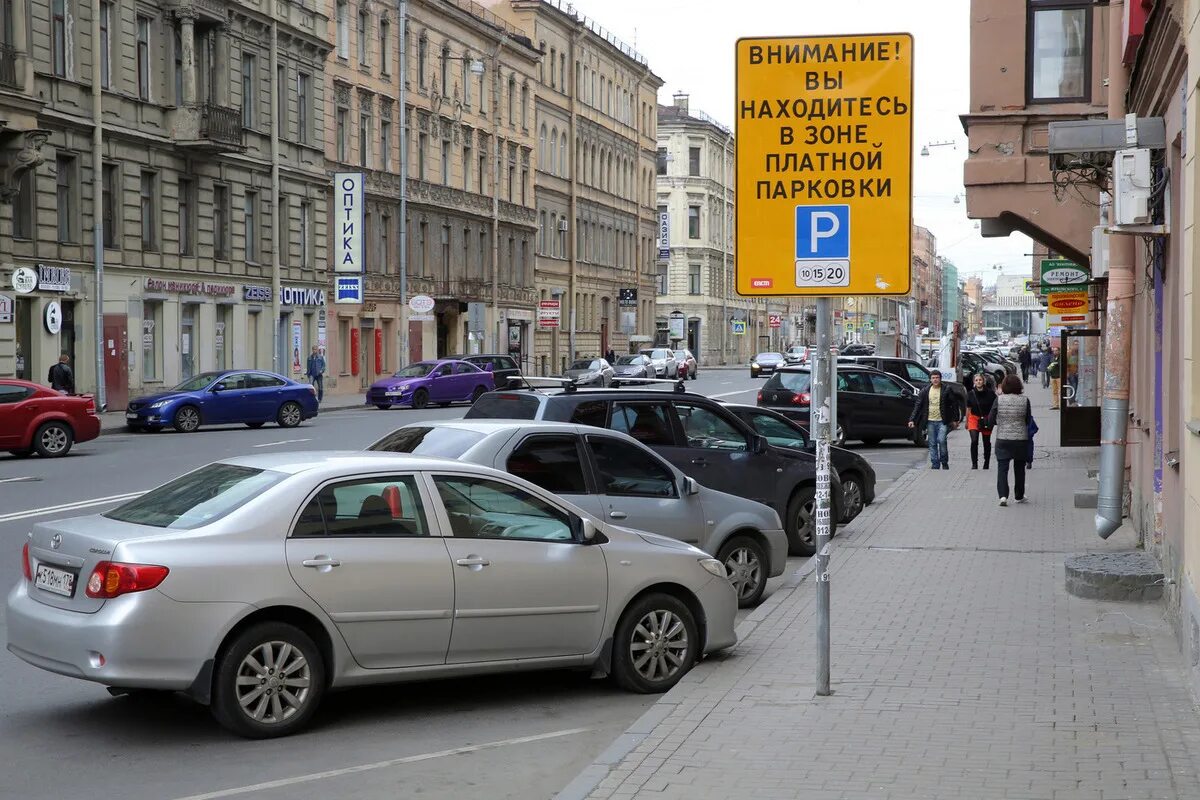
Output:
[
  {"xmin": 691, "ymin": 458, "xmax": 707, "ymax": 466},
  {"xmin": 301, "ymin": 557, "xmax": 341, "ymax": 568},
  {"xmin": 609, "ymin": 511, "xmax": 628, "ymax": 520},
  {"xmin": 455, "ymin": 556, "xmax": 491, "ymax": 567}
]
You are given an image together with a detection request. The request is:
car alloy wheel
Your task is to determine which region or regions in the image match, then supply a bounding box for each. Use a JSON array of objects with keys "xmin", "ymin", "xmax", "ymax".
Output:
[
  {"xmin": 212, "ymin": 622, "xmax": 325, "ymax": 739},
  {"xmin": 471, "ymin": 386, "xmax": 487, "ymax": 403},
  {"xmin": 174, "ymin": 405, "xmax": 201, "ymax": 433},
  {"xmin": 840, "ymin": 475, "xmax": 864, "ymax": 522},
  {"xmin": 411, "ymin": 388, "xmax": 429, "ymax": 409},
  {"xmin": 612, "ymin": 593, "xmax": 699, "ymax": 694},
  {"xmin": 718, "ymin": 536, "xmax": 767, "ymax": 607},
  {"xmin": 630, "ymin": 609, "xmax": 690, "ymax": 683},
  {"xmin": 234, "ymin": 640, "xmax": 312, "ymax": 725},
  {"xmin": 34, "ymin": 422, "xmax": 73, "ymax": 457},
  {"xmin": 277, "ymin": 402, "xmax": 302, "ymax": 428}
]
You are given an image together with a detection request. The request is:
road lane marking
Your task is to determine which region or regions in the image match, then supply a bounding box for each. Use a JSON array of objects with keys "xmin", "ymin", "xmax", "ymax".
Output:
[
  {"xmin": 0, "ymin": 476, "xmax": 37, "ymax": 484},
  {"xmin": 708, "ymin": 388, "xmax": 759, "ymax": 399},
  {"xmin": 168, "ymin": 726, "xmax": 593, "ymax": 800},
  {"xmin": 253, "ymin": 438, "xmax": 313, "ymax": 448},
  {"xmin": 0, "ymin": 492, "xmax": 145, "ymax": 523}
]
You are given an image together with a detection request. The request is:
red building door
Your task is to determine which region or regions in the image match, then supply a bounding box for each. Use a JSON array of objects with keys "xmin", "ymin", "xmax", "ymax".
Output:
[{"xmin": 102, "ymin": 314, "xmax": 129, "ymax": 411}]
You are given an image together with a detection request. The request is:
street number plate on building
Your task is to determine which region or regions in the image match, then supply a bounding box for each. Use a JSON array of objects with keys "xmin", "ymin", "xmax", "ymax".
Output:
[{"xmin": 35, "ymin": 564, "xmax": 75, "ymax": 597}]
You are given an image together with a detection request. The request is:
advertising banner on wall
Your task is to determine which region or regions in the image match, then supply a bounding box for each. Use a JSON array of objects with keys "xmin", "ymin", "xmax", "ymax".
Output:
[
  {"xmin": 657, "ymin": 211, "xmax": 670, "ymax": 262},
  {"xmin": 291, "ymin": 320, "xmax": 303, "ymax": 373},
  {"xmin": 334, "ymin": 172, "xmax": 364, "ymax": 273}
]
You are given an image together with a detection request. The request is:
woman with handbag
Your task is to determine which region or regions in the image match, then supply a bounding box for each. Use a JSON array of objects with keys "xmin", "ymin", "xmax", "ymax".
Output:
[
  {"xmin": 965, "ymin": 373, "xmax": 997, "ymax": 470},
  {"xmin": 987, "ymin": 374, "xmax": 1033, "ymax": 506}
]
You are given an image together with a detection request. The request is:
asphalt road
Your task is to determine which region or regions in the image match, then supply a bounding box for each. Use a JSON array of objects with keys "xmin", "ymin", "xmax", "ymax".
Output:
[{"xmin": 0, "ymin": 371, "xmax": 926, "ymax": 800}]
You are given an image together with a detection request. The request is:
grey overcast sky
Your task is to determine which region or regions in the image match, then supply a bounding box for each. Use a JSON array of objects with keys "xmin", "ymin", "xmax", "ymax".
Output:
[{"xmin": 548, "ymin": 0, "xmax": 1034, "ymax": 286}]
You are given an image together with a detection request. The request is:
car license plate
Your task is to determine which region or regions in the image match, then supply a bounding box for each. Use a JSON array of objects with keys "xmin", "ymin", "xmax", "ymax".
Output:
[
  {"xmin": 34, "ymin": 564, "xmax": 76, "ymax": 597},
  {"xmin": 125, "ymin": 412, "xmax": 138, "ymax": 419}
]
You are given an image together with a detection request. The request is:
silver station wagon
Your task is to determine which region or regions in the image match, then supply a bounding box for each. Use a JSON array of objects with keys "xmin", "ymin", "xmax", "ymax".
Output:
[{"xmin": 8, "ymin": 453, "xmax": 737, "ymax": 738}]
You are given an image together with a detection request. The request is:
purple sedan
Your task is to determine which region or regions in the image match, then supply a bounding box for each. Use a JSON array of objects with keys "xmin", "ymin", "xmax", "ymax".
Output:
[{"xmin": 366, "ymin": 359, "xmax": 495, "ymax": 410}]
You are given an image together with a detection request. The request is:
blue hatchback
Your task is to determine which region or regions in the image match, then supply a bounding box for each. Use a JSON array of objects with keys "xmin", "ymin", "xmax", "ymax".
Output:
[{"xmin": 125, "ymin": 370, "xmax": 319, "ymax": 433}]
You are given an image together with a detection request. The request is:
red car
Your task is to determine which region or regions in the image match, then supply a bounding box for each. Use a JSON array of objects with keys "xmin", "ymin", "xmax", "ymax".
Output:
[{"xmin": 0, "ymin": 379, "xmax": 101, "ymax": 457}]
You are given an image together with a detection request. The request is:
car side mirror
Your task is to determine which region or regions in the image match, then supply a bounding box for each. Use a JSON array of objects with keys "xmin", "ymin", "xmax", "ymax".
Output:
[
  {"xmin": 901, "ymin": 389, "xmax": 914, "ymax": 399},
  {"xmin": 579, "ymin": 517, "xmax": 598, "ymax": 542},
  {"xmin": 752, "ymin": 434, "xmax": 769, "ymax": 454},
  {"xmin": 212, "ymin": 383, "xmax": 226, "ymax": 392},
  {"xmin": 684, "ymin": 476, "xmax": 701, "ymax": 495}
]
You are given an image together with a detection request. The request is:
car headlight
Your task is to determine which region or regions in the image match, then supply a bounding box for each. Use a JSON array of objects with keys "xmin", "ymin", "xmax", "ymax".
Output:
[
  {"xmin": 148, "ymin": 400, "xmax": 168, "ymax": 409},
  {"xmin": 699, "ymin": 558, "xmax": 726, "ymax": 578}
]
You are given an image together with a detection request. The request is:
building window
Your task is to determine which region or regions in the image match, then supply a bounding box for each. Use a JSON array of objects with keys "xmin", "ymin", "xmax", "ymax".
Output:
[
  {"xmin": 507, "ymin": 76, "xmax": 516, "ymax": 126},
  {"xmin": 52, "ymin": 0, "xmax": 69, "ymax": 77},
  {"xmin": 418, "ymin": 132, "xmax": 427, "ymax": 180},
  {"xmin": 463, "ymin": 54, "xmax": 472, "ymax": 107},
  {"xmin": 136, "ymin": 16, "xmax": 151, "ymax": 100},
  {"xmin": 656, "ymin": 147, "xmax": 667, "ymax": 176},
  {"xmin": 688, "ymin": 264, "xmax": 701, "ymax": 295},
  {"xmin": 381, "ymin": 213, "xmax": 391, "ymax": 273},
  {"xmin": 336, "ymin": 0, "xmax": 349, "ymax": 59},
  {"xmin": 101, "ymin": 163, "xmax": 118, "ymax": 247},
  {"xmin": 463, "ymin": 142, "xmax": 472, "ymax": 190},
  {"xmin": 214, "ymin": 183, "xmax": 230, "ymax": 260},
  {"xmin": 380, "ymin": 119, "xmax": 392, "ymax": 171},
  {"xmin": 336, "ymin": 107, "xmax": 348, "ymax": 161},
  {"xmin": 55, "ymin": 154, "xmax": 75, "ymax": 243},
  {"xmin": 142, "ymin": 301, "xmax": 162, "ymax": 381},
  {"xmin": 538, "ymin": 211, "xmax": 547, "ymax": 253},
  {"xmin": 379, "ymin": 19, "xmax": 390, "ymax": 74},
  {"xmin": 359, "ymin": 111, "xmax": 371, "ymax": 168},
  {"xmin": 441, "ymin": 139, "xmax": 451, "ymax": 184},
  {"xmin": 418, "ymin": 35, "xmax": 427, "ymax": 87},
  {"xmin": 688, "ymin": 146, "xmax": 701, "ymax": 177},
  {"xmin": 277, "ymin": 194, "xmax": 288, "ymax": 267},
  {"xmin": 657, "ymin": 264, "xmax": 668, "ymax": 295},
  {"xmin": 244, "ymin": 190, "xmax": 259, "ymax": 262},
  {"xmin": 549, "ymin": 46, "xmax": 556, "ymax": 88},
  {"xmin": 440, "ymin": 44, "xmax": 450, "ymax": 91},
  {"xmin": 477, "ymin": 64, "xmax": 486, "ymax": 113},
  {"xmin": 276, "ymin": 64, "xmax": 287, "ymax": 135},
  {"xmin": 478, "ymin": 151, "xmax": 486, "ymax": 193},
  {"xmin": 173, "ymin": 28, "xmax": 183, "ymax": 105},
  {"xmin": 521, "ymin": 168, "xmax": 528, "ymax": 205},
  {"xmin": 139, "ymin": 171, "xmax": 158, "ymax": 250},
  {"xmin": 1028, "ymin": 1, "xmax": 1091, "ymax": 102},
  {"xmin": 178, "ymin": 177, "xmax": 195, "ymax": 256},
  {"xmin": 520, "ymin": 84, "xmax": 528, "ymax": 130},
  {"xmin": 357, "ymin": 9, "xmax": 369, "ymax": 66},
  {"xmin": 241, "ymin": 52, "xmax": 257, "ymax": 128},
  {"xmin": 99, "ymin": 1, "xmax": 112, "ymax": 88},
  {"xmin": 297, "ymin": 73, "xmax": 311, "ymax": 143},
  {"xmin": 688, "ymin": 205, "xmax": 701, "ymax": 239},
  {"xmin": 299, "ymin": 200, "xmax": 312, "ymax": 268},
  {"xmin": 12, "ymin": 169, "xmax": 32, "ymax": 240}
]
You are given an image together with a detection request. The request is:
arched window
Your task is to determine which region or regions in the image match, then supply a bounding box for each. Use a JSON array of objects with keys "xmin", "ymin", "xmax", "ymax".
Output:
[
  {"xmin": 507, "ymin": 75, "xmax": 516, "ymax": 125},
  {"xmin": 549, "ymin": 126, "xmax": 557, "ymax": 174},
  {"xmin": 520, "ymin": 83, "xmax": 529, "ymax": 129},
  {"xmin": 590, "ymin": 143, "xmax": 597, "ymax": 186},
  {"xmin": 559, "ymin": 133, "xmax": 567, "ymax": 176},
  {"xmin": 539, "ymin": 125, "xmax": 547, "ymax": 167},
  {"xmin": 539, "ymin": 210, "xmax": 547, "ymax": 253},
  {"xmin": 417, "ymin": 34, "xmax": 428, "ymax": 86}
]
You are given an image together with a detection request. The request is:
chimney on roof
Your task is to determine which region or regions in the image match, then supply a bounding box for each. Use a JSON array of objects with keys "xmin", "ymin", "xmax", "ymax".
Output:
[{"xmin": 673, "ymin": 92, "xmax": 689, "ymax": 114}]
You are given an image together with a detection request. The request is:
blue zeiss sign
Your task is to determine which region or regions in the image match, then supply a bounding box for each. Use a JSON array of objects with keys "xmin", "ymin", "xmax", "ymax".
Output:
[
  {"xmin": 795, "ymin": 205, "xmax": 850, "ymax": 260},
  {"xmin": 335, "ymin": 275, "xmax": 363, "ymax": 304}
]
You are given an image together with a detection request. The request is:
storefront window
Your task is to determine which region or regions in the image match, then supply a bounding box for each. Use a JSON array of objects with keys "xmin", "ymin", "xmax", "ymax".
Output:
[
  {"xmin": 142, "ymin": 301, "xmax": 162, "ymax": 382},
  {"xmin": 181, "ymin": 303, "xmax": 198, "ymax": 381},
  {"xmin": 1028, "ymin": 2, "xmax": 1090, "ymax": 102},
  {"xmin": 216, "ymin": 305, "xmax": 232, "ymax": 370}
]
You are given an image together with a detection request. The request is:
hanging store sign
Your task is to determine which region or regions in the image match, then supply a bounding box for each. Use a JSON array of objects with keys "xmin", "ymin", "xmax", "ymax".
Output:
[
  {"xmin": 1047, "ymin": 290, "xmax": 1090, "ymax": 325},
  {"xmin": 657, "ymin": 212, "xmax": 670, "ymax": 262},
  {"xmin": 768, "ymin": 312, "xmax": 782, "ymax": 328},
  {"xmin": 736, "ymin": 34, "xmax": 914, "ymax": 296},
  {"xmin": 144, "ymin": 277, "xmax": 237, "ymax": 297},
  {"xmin": 409, "ymin": 295, "xmax": 435, "ymax": 314},
  {"xmin": 43, "ymin": 301, "xmax": 62, "ymax": 334},
  {"xmin": 242, "ymin": 284, "xmax": 326, "ymax": 305},
  {"xmin": 335, "ymin": 275, "xmax": 363, "ymax": 304},
  {"xmin": 1040, "ymin": 258, "xmax": 1089, "ymax": 293},
  {"xmin": 11, "ymin": 267, "xmax": 37, "ymax": 294},
  {"xmin": 619, "ymin": 287, "xmax": 638, "ymax": 307},
  {"xmin": 334, "ymin": 172, "xmax": 365, "ymax": 273},
  {"xmin": 36, "ymin": 264, "xmax": 72, "ymax": 292},
  {"xmin": 0, "ymin": 293, "xmax": 11, "ymax": 323},
  {"xmin": 537, "ymin": 299, "xmax": 560, "ymax": 329}
]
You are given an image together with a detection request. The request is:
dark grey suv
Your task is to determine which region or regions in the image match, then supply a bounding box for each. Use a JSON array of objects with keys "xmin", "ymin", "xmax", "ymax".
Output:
[{"xmin": 466, "ymin": 385, "xmax": 842, "ymax": 556}]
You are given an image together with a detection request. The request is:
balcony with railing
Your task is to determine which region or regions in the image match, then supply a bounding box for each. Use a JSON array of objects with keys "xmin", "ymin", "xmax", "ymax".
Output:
[
  {"xmin": 0, "ymin": 44, "xmax": 22, "ymax": 91},
  {"xmin": 168, "ymin": 103, "xmax": 245, "ymax": 152},
  {"xmin": 161, "ymin": 0, "xmax": 227, "ymax": 25}
]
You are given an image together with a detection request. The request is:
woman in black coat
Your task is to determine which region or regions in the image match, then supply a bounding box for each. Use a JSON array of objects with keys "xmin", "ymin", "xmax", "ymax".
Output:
[{"xmin": 965, "ymin": 373, "xmax": 997, "ymax": 469}]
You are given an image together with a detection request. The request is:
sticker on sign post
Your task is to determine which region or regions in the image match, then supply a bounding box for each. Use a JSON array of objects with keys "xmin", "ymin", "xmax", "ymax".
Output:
[{"xmin": 795, "ymin": 205, "xmax": 850, "ymax": 287}]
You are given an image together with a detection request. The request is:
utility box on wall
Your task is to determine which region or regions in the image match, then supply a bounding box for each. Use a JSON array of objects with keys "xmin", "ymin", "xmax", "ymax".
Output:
[{"xmin": 1113, "ymin": 148, "xmax": 1152, "ymax": 226}]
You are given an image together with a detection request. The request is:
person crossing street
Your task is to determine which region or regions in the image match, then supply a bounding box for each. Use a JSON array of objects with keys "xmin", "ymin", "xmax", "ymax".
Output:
[
  {"xmin": 908, "ymin": 369, "xmax": 962, "ymax": 470},
  {"xmin": 306, "ymin": 346, "xmax": 326, "ymax": 403}
]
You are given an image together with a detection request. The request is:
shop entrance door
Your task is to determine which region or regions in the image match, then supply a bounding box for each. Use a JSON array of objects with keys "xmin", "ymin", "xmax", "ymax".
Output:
[
  {"xmin": 180, "ymin": 305, "xmax": 196, "ymax": 381},
  {"xmin": 102, "ymin": 314, "xmax": 129, "ymax": 410},
  {"xmin": 408, "ymin": 320, "xmax": 423, "ymax": 364},
  {"xmin": 1060, "ymin": 329, "xmax": 1101, "ymax": 447}
]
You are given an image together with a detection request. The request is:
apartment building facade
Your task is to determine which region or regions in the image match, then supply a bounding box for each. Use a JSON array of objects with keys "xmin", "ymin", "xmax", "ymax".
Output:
[
  {"xmin": 498, "ymin": 0, "xmax": 661, "ymax": 375},
  {"xmin": 911, "ymin": 224, "xmax": 941, "ymax": 334},
  {"xmin": 655, "ymin": 94, "xmax": 761, "ymax": 366},
  {"xmin": 0, "ymin": 0, "xmax": 332, "ymax": 407}
]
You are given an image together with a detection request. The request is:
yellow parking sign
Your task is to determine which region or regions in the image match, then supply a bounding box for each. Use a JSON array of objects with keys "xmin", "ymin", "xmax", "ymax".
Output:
[{"xmin": 736, "ymin": 34, "xmax": 914, "ymax": 297}]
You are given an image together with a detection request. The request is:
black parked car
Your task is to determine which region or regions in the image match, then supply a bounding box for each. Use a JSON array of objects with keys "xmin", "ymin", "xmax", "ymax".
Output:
[
  {"xmin": 466, "ymin": 384, "xmax": 843, "ymax": 556},
  {"xmin": 840, "ymin": 343, "xmax": 875, "ymax": 356},
  {"xmin": 723, "ymin": 403, "xmax": 876, "ymax": 523},
  {"xmin": 758, "ymin": 364, "xmax": 925, "ymax": 447},
  {"xmin": 839, "ymin": 355, "xmax": 968, "ymax": 411},
  {"xmin": 448, "ymin": 353, "xmax": 522, "ymax": 387}
]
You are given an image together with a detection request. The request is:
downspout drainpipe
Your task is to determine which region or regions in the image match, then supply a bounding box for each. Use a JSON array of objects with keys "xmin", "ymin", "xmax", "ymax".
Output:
[
  {"xmin": 1097, "ymin": 0, "xmax": 1135, "ymax": 539},
  {"xmin": 92, "ymin": 0, "xmax": 106, "ymax": 410}
]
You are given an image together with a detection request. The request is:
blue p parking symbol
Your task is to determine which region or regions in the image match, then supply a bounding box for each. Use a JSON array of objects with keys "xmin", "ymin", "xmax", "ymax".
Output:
[{"xmin": 794, "ymin": 205, "xmax": 851, "ymax": 288}]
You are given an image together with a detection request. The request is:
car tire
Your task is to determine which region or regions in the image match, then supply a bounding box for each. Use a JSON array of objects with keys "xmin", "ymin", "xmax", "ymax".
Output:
[
  {"xmin": 612, "ymin": 593, "xmax": 699, "ymax": 694},
  {"xmin": 173, "ymin": 405, "xmax": 202, "ymax": 433},
  {"xmin": 839, "ymin": 473, "xmax": 865, "ymax": 522},
  {"xmin": 245, "ymin": 422, "xmax": 266, "ymax": 429},
  {"xmin": 33, "ymin": 421, "xmax": 74, "ymax": 457},
  {"xmin": 437, "ymin": 402, "xmax": 451, "ymax": 408},
  {"xmin": 126, "ymin": 423, "xmax": 142, "ymax": 433},
  {"xmin": 210, "ymin": 621, "xmax": 326, "ymax": 739},
  {"xmin": 412, "ymin": 388, "xmax": 429, "ymax": 409},
  {"xmin": 717, "ymin": 536, "xmax": 768, "ymax": 608},
  {"xmin": 785, "ymin": 487, "xmax": 836, "ymax": 557},
  {"xmin": 861, "ymin": 437, "xmax": 882, "ymax": 447},
  {"xmin": 374, "ymin": 404, "xmax": 391, "ymax": 410},
  {"xmin": 471, "ymin": 386, "xmax": 487, "ymax": 403},
  {"xmin": 8, "ymin": 448, "xmax": 33, "ymax": 458},
  {"xmin": 277, "ymin": 401, "xmax": 303, "ymax": 428}
]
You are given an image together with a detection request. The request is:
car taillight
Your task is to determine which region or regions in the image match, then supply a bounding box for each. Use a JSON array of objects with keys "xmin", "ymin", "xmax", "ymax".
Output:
[
  {"xmin": 757, "ymin": 391, "xmax": 763, "ymax": 403},
  {"xmin": 21, "ymin": 542, "xmax": 31, "ymax": 581},
  {"xmin": 793, "ymin": 392, "xmax": 810, "ymax": 405},
  {"xmin": 85, "ymin": 562, "xmax": 169, "ymax": 599},
  {"xmin": 83, "ymin": 395, "xmax": 97, "ymax": 415}
]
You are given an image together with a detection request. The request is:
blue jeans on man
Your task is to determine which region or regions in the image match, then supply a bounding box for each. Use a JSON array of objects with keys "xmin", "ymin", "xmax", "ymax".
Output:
[
  {"xmin": 927, "ymin": 420, "xmax": 949, "ymax": 469},
  {"xmin": 310, "ymin": 374, "xmax": 324, "ymax": 402}
]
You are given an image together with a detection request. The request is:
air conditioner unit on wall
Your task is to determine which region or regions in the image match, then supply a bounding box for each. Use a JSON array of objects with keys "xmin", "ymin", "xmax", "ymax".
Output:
[
  {"xmin": 557, "ymin": 219, "xmax": 569, "ymax": 231},
  {"xmin": 1091, "ymin": 225, "xmax": 1109, "ymax": 279},
  {"xmin": 1113, "ymin": 148, "xmax": 1152, "ymax": 226}
]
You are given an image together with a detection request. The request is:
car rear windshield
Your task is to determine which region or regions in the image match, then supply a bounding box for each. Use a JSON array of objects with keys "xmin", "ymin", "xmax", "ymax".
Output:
[
  {"xmin": 464, "ymin": 392, "xmax": 541, "ymax": 420},
  {"xmin": 368, "ymin": 426, "xmax": 487, "ymax": 457},
  {"xmin": 765, "ymin": 372, "xmax": 811, "ymax": 392},
  {"xmin": 104, "ymin": 463, "xmax": 285, "ymax": 529}
]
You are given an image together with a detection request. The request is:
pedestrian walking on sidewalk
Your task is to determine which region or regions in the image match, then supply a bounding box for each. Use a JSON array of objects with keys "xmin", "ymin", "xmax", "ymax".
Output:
[
  {"xmin": 908, "ymin": 369, "xmax": 962, "ymax": 470},
  {"xmin": 1039, "ymin": 348, "xmax": 1053, "ymax": 388},
  {"xmin": 987, "ymin": 374, "xmax": 1032, "ymax": 506},
  {"xmin": 965, "ymin": 373, "xmax": 997, "ymax": 470},
  {"xmin": 1018, "ymin": 347, "xmax": 1032, "ymax": 383},
  {"xmin": 1047, "ymin": 353, "xmax": 1061, "ymax": 409},
  {"xmin": 306, "ymin": 346, "xmax": 326, "ymax": 403},
  {"xmin": 47, "ymin": 352, "xmax": 75, "ymax": 395}
]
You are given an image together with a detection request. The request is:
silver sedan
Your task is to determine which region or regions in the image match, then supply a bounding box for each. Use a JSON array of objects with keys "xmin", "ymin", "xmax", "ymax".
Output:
[{"xmin": 7, "ymin": 453, "xmax": 737, "ymax": 738}]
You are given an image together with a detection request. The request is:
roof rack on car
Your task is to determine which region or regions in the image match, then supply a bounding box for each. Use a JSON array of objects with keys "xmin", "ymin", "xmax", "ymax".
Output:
[
  {"xmin": 505, "ymin": 375, "xmax": 579, "ymax": 393},
  {"xmin": 623, "ymin": 377, "xmax": 690, "ymax": 393}
]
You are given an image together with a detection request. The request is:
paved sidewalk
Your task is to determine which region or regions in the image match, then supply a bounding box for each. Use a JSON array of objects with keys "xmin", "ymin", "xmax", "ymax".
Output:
[
  {"xmin": 561, "ymin": 384, "xmax": 1200, "ymax": 800},
  {"xmin": 98, "ymin": 391, "xmax": 367, "ymax": 431}
]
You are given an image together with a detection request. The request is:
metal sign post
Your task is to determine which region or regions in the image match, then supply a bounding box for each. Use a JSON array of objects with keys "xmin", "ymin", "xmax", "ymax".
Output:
[{"xmin": 812, "ymin": 297, "xmax": 834, "ymax": 696}]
